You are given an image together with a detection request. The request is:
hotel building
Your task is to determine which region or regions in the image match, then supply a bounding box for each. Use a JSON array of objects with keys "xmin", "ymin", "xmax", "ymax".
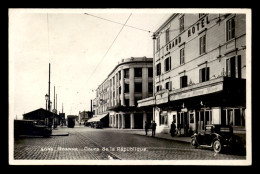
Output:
[
  {"xmin": 138, "ymin": 13, "xmax": 246, "ymax": 135},
  {"xmin": 93, "ymin": 57, "xmax": 153, "ymax": 129}
]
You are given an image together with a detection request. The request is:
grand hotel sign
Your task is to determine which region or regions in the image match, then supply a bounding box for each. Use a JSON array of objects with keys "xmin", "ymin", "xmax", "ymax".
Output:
[{"xmin": 165, "ymin": 15, "xmax": 209, "ymax": 52}]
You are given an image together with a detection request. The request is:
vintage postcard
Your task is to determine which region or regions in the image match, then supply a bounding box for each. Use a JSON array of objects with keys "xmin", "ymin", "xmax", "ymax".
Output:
[{"xmin": 8, "ymin": 8, "xmax": 251, "ymax": 165}]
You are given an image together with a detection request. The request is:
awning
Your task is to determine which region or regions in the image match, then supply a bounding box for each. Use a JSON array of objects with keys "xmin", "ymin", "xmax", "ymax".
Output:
[{"xmin": 87, "ymin": 113, "xmax": 108, "ymax": 122}]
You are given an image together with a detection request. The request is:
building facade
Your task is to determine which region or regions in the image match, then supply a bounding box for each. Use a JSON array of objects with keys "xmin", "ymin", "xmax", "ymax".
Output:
[
  {"xmin": 93, "ymin": 57, "xmax": 153, "ymax": 129},
  {"xmin": 79, "ymin": 111, "xmax": 93, "ymax": 125},
  {"xmin": 138, "ymin": 13, "xmax": 246, "ymax": 135}
]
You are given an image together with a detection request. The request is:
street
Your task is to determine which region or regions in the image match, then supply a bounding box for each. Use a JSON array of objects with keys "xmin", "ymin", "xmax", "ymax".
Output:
[{"xmin": 14, "ymin": 127, "xmax": 246, "ymax": 160}]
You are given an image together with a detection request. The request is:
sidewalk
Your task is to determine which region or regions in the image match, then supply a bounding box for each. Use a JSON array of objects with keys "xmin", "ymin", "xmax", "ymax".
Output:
[
  {"xmin": 104, "ymin": 128, "xmax": 191, "ymax": 143},
  {"xmin": 51, "ymin": 128, "xmax": 69, "ymax": 136}
]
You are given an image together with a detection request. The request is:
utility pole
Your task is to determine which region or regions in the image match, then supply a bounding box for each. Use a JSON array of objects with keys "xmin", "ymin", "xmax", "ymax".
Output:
[
  {"xmin": 54, "ymin": 85, "xmax": 55, "ymax": 111},
  {"xmin": 48, "ymin": 63, "xmax": 51, "ymax": 111}
]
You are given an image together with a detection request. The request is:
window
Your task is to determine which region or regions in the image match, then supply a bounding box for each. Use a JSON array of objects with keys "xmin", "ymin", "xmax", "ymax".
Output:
[
  {"xmin": 222, "ymin": 108, "xmax": 245, "ymax": 126},
  {"xmin": 119, "ymin": 86, "xmax": 121, "ymax": 95},
  {"xmin": 124, "ymin": 69, "xmax": 129, "ymax": 78},
  {"xmin": 199, "ymin": 67, "xmax": 210, "ymax": 82},
  {"xmin": 156, "ymin": 63, "xmax": 161, "ymax": 76},
  {"xmin": 226, "ymin": 56, "xmax": 241, "ymax": 78},
  {"xmin": 124, "ymin": 83, "xmax": 129, "ymax": 93},
  {"xmin": 226, "ymin": 18, "xmax": 235, "ymax": 41},
  {"xmin": 159, "ymin": 112, "xmax": 168, "ymax": 125},
  {"xmin": 113, "ymin": 77, "xmax": 115, "ymax": 85},
  {"xmin": 190, "ymin": 114, "xmax": 194, "ymax": 123},
  {"xmin": 165, "ymin": 57, "xmax": 171, "ymax": 72},
  {"xmin": 166, "ymin": 28, "xmax": 170, "ymax": 43},
  {"xmin": 199, "ymin": 35, "xmax": 206, "ymax": 55},
  {"xmin": 156, "ymin": 36, "xmax": 160, "ymax": 51},
  {"xmin": 135, "ymin": 83, "xmax": 142, "ymax": 93},
  {"xmin": 180, "ymin": 76, "xmax": 187, "ymax": 88},
  {"xmin": 180, "ymin": 16, "xmax": 184, "ymax": 33},
  {"xmin": 119, "ymin": 71, "xmax": 121, "ymax": 80},
  {"xmin": 148, "ymin": 82, "xmax": 153, "ymax": 93},
  {"xmin": 156, "ymin": 85, "xmax": 162, "ymax": 92},
  {"xmin": 148, "ymin": 68, "xmax": 153, "ymax": 77},
  {"xmin": 125, "ymin": 99, "xmax": 129, "ymax": 107},
  {"xmin": 180, "ymin": 48, "xmax": 185, "ymax": 64},
  {"xmin": 134, "ymin": 68, "xmax": 142, "ymax": 77},
  {"xmin": 165, "ymin": 81, "xmax": 172, "ymax": 91}
]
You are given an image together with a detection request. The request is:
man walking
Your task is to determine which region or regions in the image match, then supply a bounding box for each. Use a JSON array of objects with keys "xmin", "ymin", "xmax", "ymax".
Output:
[
  {"xmin": 151, "ymin": 121, "xmax": 157, "ymax": 137},
  {"xmin": 145, "ymin": 121, "xmax": 149, "ymax": 135}
]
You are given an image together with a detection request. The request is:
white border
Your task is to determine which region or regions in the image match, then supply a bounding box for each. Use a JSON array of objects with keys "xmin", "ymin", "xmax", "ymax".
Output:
[{"xmin": 8, "ymin": 8, "xmax": 252, "ymax": 166}]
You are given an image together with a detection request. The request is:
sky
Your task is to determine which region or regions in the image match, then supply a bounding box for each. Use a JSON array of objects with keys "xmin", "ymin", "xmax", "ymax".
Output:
[{"xmin": 9, "ymin": 9, "xmax": 173, "ymax": 119}]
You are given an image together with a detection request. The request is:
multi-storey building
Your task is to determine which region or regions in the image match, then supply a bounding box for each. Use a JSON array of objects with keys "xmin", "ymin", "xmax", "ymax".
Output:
[
  {"xmin": 138, "ymin": 13, "xmax": 246, "ymax": 135},
  {"xmin": 93, "ymin": 57, "xmax": 153, "ymax": 129}
]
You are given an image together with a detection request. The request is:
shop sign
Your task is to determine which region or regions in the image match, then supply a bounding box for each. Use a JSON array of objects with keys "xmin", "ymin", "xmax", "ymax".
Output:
[
  {"xmin": 166, "ymin": 37, "xmax": 181, "ymax": 52},
  {"xmin": 181, "ymin": 108, "xmax": 188, "ymax": 112},
  {"xmin": 187, "ymin": 16, "xmax": 209, "ymax": 37},
  {"xmin": 156, "ymin": 92, "xmax": 169, "ymax": 105},
  {"xmin": 170, "ymin": 83, "xmax": 223, "ymax": 101},
  {"xmin": 138, "ymin": 99, "xmax": 155, "ymax": 107}
]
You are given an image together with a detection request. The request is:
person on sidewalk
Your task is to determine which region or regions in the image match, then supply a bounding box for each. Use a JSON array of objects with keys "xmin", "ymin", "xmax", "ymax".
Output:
[
  {"xmin": 170, "ymin": 121, "xmax": 176, "ymax": 137},
  {"xmin": 145, "ymin": 121, "xmax": 149, "ymax": 135},
  {"xmin": 151, "ymin": 121, "xmax": 157, "ymax": 137}
]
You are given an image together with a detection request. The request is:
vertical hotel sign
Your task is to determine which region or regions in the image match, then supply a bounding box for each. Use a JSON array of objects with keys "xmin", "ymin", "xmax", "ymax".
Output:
[{"xmin": 165, "ymin": 15, "xmax": 209, "ymax": 53}]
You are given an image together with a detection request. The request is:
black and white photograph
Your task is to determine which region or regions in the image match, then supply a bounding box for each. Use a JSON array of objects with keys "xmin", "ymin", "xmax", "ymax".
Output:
[{"xmin": 8, "ymin": 8, "xmax": 251, "ymax": 165}]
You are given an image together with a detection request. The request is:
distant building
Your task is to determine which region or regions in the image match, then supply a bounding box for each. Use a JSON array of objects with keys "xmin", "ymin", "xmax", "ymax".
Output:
[
  {"xmin": 79, "ymin": 111, "xmax": 93, "ymax": 124},
  {"xmin": 93, "ymin": 57, "xmax": 153, "ymax": 129},
  {"xmin": 138, "ymin": 13, "xmax": 246, "ymax": 135},
  {"xmin": 23, "ymin": 108, "xmax": 60, "ymax": 127}
]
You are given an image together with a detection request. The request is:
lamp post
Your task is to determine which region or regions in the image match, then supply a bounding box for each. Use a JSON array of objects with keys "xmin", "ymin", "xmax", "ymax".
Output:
[
  {"xmin": 45, "ymin": 94, "xmax": 49, "ymax": 126},
  {"xmin": 45, "ymin": 94, "xmax": 49, "ymax": 110}
]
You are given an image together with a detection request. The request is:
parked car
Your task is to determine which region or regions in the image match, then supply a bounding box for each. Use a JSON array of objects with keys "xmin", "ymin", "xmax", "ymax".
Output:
[
  {"xmin": 14, "ymin": 120, "xmax": 52, "ymax": 138},
  {"xmin": 191, "ymin": 124, "xmax": 243, "ymax": 153}
]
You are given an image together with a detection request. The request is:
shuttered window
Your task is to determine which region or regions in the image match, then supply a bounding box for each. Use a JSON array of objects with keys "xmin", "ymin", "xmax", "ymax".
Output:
[
  {"xmin": 165, "ymin": 57, "xmax": 171, "ymax": 72},
  {"xmin": 180, "ymin": 48, "xmax": 185, "ymax": 64},
  {"xmin": 226, "ymin": 56, "xmax": 241, "ymax": 78},
  {"xmin": 156, "ymin": 63, "xmax": 161, "ymax": 76},
  {"xmin": 199, "ymin": 67, "xmax": 210, "ymax": 83},
  {"xmin": 200, "ymin": 35, "xmax": 206, "ymax": 55},
  {"xmin": 180, "ymin": 76, "xmax": 187, "ymax": 88},
  {"xmin": 226, "ymin": 18, "xmax": 235, "ymax": 41}
]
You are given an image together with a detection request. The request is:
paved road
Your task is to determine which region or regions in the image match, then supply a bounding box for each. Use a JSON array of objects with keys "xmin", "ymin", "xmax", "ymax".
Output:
[{"xmin": 14, "ymin": 127, "xmax": 246, "ymax": 160}]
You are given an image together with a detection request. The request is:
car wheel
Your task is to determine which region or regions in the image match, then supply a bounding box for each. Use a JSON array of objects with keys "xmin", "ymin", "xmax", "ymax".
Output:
[
  {"xmin": 213, "ymin": 140, "xmax": 222, "ymax": 153},
  {"xmin": 191, "ymin": 139, "xmax": 198, "ymax": 148}
]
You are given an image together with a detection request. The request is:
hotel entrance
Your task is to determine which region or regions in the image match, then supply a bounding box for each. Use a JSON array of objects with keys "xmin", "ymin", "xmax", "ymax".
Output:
[{"xmin": 177, "ymin": 112, "xmax": 188, "ymax": 136}]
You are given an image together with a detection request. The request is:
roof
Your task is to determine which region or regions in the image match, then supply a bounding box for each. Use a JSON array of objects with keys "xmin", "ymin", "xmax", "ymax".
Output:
[
  {"xmin": 23, "ymin": 108, "xmax": 59, "ymax": 116},
  {"xmin": 87, "ymin": 113, "xmax": 108, "ymax": 122}
]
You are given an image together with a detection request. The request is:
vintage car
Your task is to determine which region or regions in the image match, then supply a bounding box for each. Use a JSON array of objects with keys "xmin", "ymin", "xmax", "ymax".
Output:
[
  {"xmin": 191, "ymin": 124, "xmax": 243, "ymax": 153},
  {"xmin": 14, "ymin": 120, "xmax": 52, "ymax": 138}
]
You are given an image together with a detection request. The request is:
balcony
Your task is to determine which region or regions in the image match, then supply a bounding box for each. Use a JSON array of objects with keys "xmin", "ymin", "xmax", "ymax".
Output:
[{"xmin": 137, "ymin": 77, "xmax": 246, "ymax": 108}]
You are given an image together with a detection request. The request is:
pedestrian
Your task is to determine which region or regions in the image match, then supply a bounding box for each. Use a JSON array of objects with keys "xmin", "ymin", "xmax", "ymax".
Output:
[
  {"xmin": 170, "ymin": 121, "xmax": 176, "ymax": 137},
  {"xmin": 145, "ymin": 121, "xmax": 149, "ymax": 135},
  {"xmin": 177, "ymin": 123, "xmax": 181, "ymax": 136},
  {"xmin": 151, "ymin": 121, "xmax": 157, "ymax": 137}
]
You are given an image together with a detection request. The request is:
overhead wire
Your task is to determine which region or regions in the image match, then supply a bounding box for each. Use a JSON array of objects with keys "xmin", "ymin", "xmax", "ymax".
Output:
[
  {"xmin": 84, "ymin": 13, "xmax": 152, "ymax": 33},
  {"xmin": 85, "ymin": 13, "xmax": 132, "ymax": 83}
]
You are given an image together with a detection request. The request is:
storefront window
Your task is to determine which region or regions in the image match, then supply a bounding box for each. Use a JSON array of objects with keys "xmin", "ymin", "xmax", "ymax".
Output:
[
  {"xmin": 190, "ymin": 114, "xmax": 194, "ymax": 123},
  {"xmin": 160, "ymin": 112, "xmax": 168, "ymax": 125}
]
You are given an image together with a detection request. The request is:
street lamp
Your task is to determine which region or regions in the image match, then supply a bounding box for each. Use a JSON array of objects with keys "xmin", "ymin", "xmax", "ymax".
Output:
[{"xmin": 45, "ymin": 94, "xmax": 49, "ymax": 110}]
